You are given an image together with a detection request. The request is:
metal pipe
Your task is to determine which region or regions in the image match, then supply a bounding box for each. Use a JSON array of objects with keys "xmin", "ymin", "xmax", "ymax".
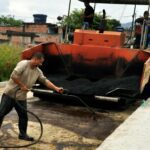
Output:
[
  {"xmin": 32, "ymin": 88, "xmax": 70, "ymax": 95},
  {"xmin": 92, "ymin": 0, "xmax": 96, "ymax": 29},
  {"xmin": 65, "ymin": 0, "xmax": 72, "ymax": 42},
  {"xmin": 32, "ymin": 89, "xmax": 121, "ymax": 103},
  {"xmin": 140, "ymin": 21, "xmax": 145, "ymax": 49},
  {"xmin": 148, "ymin": 0, "xmax": 150, "ymax": 12},
  {"xmin": 143, "ymin": 22, "xmax": 148, "ymax": 49},
  {"xmin": 31, "ymin": 88, "xmax": 97, "ymax": 116},
  {"xmin": 95, "ymin": 96, "xmax": 120, "ymax": 102},
  {"xmin": 130, "ymin": 4, "xmax": 136, "ymax": 45},
  {"xmin": 31, "ymin": 88, "xmax": 54, "ymax": 94},
  {"xmin": 93, "ymin": 0, "xmax": 96, "ymax": 13}
]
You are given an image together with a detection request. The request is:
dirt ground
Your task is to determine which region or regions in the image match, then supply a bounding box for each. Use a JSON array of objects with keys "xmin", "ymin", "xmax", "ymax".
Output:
[{"xmin": 0, "ymin": 95, "xmax": 139, "ymax": 150}]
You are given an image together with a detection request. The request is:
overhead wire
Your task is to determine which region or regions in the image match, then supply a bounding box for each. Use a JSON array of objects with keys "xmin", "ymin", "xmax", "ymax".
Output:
[{"xmin": 119, "ymin": 5, "xmax": 127, "ymax": 22}]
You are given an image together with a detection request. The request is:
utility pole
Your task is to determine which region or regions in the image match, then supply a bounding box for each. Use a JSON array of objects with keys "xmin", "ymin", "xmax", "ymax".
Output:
[{"xmin": 64, "ymin": 0, "xmax": 72, "ymax": 42}]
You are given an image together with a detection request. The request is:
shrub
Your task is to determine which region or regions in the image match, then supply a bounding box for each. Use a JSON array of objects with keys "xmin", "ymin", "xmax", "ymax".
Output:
[{"xmin": 0, "ymin": 44, "xmax": 23, "ymax": 81}]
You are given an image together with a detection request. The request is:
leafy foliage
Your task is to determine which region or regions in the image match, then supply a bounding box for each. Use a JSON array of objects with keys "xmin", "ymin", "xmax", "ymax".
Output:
[
  {"xmin": 59, "ymin": 9, "xmax": 84, "ymax": 30},
  {"xmin": 59, "ymin": 9, "xmax": 121, "ymax": 31},
  {"xmin": 107, "ymin": 19, "xmax": 121, "ymax": 31},
  {"xmin": 0, "ymin": 15, "xmax": 23, "ymax": 26},
  {"xmin": 0, "ymin": 44, "xmax": 23, "ymax": 81}
]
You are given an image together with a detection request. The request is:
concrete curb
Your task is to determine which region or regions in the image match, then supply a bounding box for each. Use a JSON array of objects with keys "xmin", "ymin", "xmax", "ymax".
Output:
[{"xmin": 96, "ymin": 98, "xmax": 150, "ymax": 150}]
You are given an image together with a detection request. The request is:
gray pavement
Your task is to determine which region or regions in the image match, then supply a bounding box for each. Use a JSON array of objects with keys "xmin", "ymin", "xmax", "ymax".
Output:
[{"xmin": 0, "ymin": 81, "xmax": 141, "ymax": 150}]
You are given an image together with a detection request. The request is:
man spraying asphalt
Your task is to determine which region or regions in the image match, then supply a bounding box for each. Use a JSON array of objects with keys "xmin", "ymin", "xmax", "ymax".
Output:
[{"xmin": 0, "ymin": 52, "xmax": 63, "ymax": 141}]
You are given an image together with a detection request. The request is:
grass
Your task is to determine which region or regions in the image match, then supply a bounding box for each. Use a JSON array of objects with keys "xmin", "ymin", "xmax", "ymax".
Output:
[{"xmin": 0, "ymin": 44, "xmax": 24, "ymax": 81}]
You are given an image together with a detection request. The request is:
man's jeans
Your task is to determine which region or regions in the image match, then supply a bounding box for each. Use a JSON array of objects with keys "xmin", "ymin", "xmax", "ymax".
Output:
[
  {"xmin": 82, "ymin": 22, "xmax": 90, "ymax": 29},
  {"xmin": 0, "ymin": 94, "xmax": 28, "ymax": 135}
]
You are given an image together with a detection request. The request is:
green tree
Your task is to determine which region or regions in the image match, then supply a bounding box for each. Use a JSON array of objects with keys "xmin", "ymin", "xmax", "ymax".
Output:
[
  {"xmin": 0, "ymin": 15, "xmax": 23, "ymax": 26},
  {"xmin": 59, "ymin": 9, "xmax": 121, "ymax": 31},
  {"xmin": 59, "ymin": 9, "xmax": 84, "ymax": 30},
  {"xmin": 107, "ymin": 19, "xmax": 121, "ymax": 30}
]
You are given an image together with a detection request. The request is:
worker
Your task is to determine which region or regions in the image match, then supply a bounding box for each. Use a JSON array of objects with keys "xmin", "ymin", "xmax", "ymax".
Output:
[
  {"xmin": 82, "ymin": 1, "xmax": 94, "ymax": 29},
  {"xmin": 134, "ymin": 11, "xmax": 150, "ymax": 48},
  {"xmin": 0, "ymin": 52, "xmax": 63, "ymax": 141}
]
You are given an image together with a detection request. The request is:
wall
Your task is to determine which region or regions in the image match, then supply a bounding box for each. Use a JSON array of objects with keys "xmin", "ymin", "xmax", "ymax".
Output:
[{"xmin": 0, "ymin": 23, "xmax": 60, "ymax": 45}]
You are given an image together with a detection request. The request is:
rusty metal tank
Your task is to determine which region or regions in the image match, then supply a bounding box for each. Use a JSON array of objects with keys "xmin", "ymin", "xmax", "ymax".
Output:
[{"xmin": 22, "ymin": 29, "xmax": 150, "ymax": 109}]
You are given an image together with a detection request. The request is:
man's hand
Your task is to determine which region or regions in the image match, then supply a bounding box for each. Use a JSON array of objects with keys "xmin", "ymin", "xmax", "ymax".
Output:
[
  {"xmin": 55, "ymin": 87, "xmax": 64, "ymax": 94},
  {"xmin": 20, "ymin": 85, "xmax": 29, "ymax": 91},
  {"xmin": 11, "ymin": 76, "xmax": 29, "ymax": 92},
  {"xmin": 45, "ymin": 80, "xmax": 64, "ymax": 94}
]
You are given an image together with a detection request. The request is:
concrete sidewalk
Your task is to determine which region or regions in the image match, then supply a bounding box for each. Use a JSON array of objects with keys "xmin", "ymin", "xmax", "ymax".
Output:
[
  {"xmin": 97, "ymin": 98, "xmax": 150, "ymax": 150},
  {"xmin": 0, "ymin": 82, "xmax": 6, "ymax": 99},
  {"xmin": 0, "ymin": 81, "xmax": 7, "ymax": 88}
]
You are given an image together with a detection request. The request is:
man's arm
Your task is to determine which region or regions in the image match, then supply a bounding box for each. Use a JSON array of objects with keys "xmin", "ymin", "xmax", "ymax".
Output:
[
  {"xmin": 135, "ymin": 17, "xmax": 144, "ymax": 24},
  {"xmin": 11, "ymin": 76, "xmax": 28, "ymax": 91},
  {"xmin": 86, "ymin": 14, "xmax": 94, "ymax": 18},
  {"xmin": 45, "ymin": 80, "xmax": 63, "ymax": 93},
  {"xmin": 37, "ymin": 69, "xmax": 63, "ymax": 93}
]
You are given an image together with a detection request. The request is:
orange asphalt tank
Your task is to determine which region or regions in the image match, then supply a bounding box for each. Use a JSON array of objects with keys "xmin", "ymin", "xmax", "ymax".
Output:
[{"xmin": 22, "ymin": 29, "xmax": 149, "ymax": 78}]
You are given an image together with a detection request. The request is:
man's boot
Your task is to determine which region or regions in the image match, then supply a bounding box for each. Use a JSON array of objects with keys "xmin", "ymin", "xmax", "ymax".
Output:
[{"xmin": 18, "ymin": 134, "xmax": 34, "ymax": 141}]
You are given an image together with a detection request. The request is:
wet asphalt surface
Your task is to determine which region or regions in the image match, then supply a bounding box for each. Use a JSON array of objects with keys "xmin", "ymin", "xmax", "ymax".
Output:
[{"xmin": 0, "ymin": 93, "xmax": 139, "ymax": 150}]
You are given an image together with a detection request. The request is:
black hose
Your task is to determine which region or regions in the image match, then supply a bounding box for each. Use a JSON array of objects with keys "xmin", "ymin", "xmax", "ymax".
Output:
[
  {"xmin": 68, "ymin": 94, "xmax": 98, "ymax": 120},
  {"xmin": 46, "ymin": 44, "xmax": 98, "ymax": 116},
  {"xmin": 32, "ymin": 88, "xmax": 98, "ymax": 119},
  {"xmin": 0, "ymin": 90, "xmax": 43, "ymax": 148},
  {"xmin": 67, "ymin": 94, "xmax": 97, "ymax": 116}
]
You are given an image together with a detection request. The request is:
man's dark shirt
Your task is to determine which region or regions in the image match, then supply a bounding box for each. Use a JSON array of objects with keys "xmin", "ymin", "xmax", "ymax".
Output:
[
  {"xmin": 84, "ymin": 5, "xmax": 94, "ymax": 24},
  {"xmin": 135, "ymin": 17, "xmax": 145, "ymax": 25},
  {"xmin": 134, "ymin": 17, "xmax": 150, "ymax": 48}
]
